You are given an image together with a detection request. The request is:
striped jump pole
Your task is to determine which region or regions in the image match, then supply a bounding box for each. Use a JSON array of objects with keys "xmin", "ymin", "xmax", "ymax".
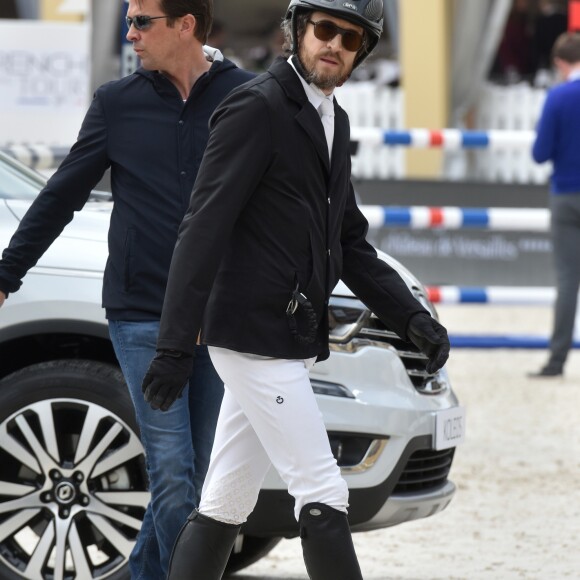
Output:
[
  {"xmin": 449, "ymin": 335, "xmax": 580, "ymax": 349},
  {"xmin": 428, "ymin": 287, "xmax": 580, "ymax": 348},
  {"xmin": 425, "ymin": 286, "xmax": 557, "ymax": 305},
  {"xmin": 360, "ymin": 206, "xmax": 550, "ymax": 232},
  {"xmin": 350, "ymin": 128, "xmax": 535, "ymax": 150},
  {"xmin": 3, "ymin": 130, "xmax": 532, "ymax": 167},
  {"xmin": 1, "ymin": 144, "xmax": 70, "ymax": 170}
]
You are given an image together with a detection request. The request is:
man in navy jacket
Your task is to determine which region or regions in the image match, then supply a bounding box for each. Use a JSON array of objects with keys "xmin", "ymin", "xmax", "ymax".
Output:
[
  {"xmin": 530, "ymin": 32, "xmax": 580, "ymax": 378},
  {"xmin": 0, "ymin": 0, "xmax": 253, "ymax": 577},
  {"xmin": 143, "ymin": 1, "xmax": 450, "ymax": 578}
]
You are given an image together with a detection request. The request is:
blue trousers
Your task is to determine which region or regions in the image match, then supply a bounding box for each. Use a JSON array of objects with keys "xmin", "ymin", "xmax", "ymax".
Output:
[{"xmin": 109, "ymin": 320, "xmax": 224, "ymax": 580}]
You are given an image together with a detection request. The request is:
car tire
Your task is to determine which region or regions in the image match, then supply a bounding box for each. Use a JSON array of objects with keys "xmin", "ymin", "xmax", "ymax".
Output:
[
  {"xmin": 224, "ymin": 535, "xmax": 282, "ymax": 576},
  {"xmin": 0, "ymin": 359, "xmax": 147, "ymax": 580}
]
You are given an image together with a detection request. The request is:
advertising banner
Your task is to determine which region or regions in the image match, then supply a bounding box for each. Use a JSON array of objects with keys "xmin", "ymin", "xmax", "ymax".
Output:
[
  {"xmin": 358, "ymin": 179, "xmax": 552, "ymax": 287},
  {"xmin": 0, "ymin": 20, "xmax": 90, "ymax": 146}
]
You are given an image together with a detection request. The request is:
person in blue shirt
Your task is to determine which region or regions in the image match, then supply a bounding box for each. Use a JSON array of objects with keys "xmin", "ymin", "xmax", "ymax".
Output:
[
  {"xmin": 0, "ymin": 0, "xmax": 254, "ymax": 577},
  {"xmin": 530, "ymin": 32, "xmax": 580, "ymax": 377}
]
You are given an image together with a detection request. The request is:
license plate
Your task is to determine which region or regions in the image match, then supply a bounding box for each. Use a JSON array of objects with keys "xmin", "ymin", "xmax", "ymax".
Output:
[{"xmin": 434, "ymin": 406, "xmax": 466, "ymax": 450}]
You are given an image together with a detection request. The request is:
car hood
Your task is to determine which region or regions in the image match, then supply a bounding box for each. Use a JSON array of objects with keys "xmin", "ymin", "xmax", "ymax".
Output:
[
  {"xmin": 5, "ymin": 199, "xmax": 111, "ymax": 273},
  {"xmin": 332, "ymin": 249, "xmax": 425, "ymax": 298},
  {"xmin": 6, "ymin": 199, "xmax": 111, "ymax": 244},
  {"xmin": 333, "ymin": 250, "xmax": 435, "ymax": 316}
]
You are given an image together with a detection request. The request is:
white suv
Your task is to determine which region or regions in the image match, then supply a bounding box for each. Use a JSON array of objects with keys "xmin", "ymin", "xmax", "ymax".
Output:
[{"xmin": 0, "ymin": 151, "xmax": 464, "ymax": 579}]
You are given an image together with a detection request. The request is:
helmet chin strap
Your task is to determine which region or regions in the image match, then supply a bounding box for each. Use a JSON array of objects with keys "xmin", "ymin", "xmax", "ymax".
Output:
[{"xmin": 291, "ymin": 54, "xmax": 309, "ymax": 81}]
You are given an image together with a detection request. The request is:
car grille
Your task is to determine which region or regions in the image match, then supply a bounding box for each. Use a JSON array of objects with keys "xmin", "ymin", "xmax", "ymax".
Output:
[
  {"xmin": 328, "ymin": 296, "xmax": 448, "ymax": 395},
  {"xmin": 392, "ymin": 448, "xmax": 455, "ymax": 493},
  {"xmin": 358, "ymin": 315, "xmax": 448, "ymax": 394}
]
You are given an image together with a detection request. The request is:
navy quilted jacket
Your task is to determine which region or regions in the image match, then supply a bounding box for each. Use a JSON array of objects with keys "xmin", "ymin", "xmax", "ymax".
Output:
[{"xmin": 0, "ymin": 56, "xmax": 254, "ymax": 320}]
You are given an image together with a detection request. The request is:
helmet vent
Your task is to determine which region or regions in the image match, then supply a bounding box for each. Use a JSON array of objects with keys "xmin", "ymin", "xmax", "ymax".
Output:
[{"xmin": 364, "ymin": 0, "xmax": 383, "ymax": 22}]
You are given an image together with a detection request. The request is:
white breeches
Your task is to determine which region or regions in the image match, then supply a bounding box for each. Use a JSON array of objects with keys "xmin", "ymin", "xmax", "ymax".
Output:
[{"xmin": 198, "ymin": 346, "xmax": 349, "ymax": 525}]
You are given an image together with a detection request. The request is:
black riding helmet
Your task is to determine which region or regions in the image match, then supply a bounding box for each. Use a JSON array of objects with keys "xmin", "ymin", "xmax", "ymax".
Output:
[{"xmin": 285, "ymin": 0, "xmax": 384, "ymax": 69}]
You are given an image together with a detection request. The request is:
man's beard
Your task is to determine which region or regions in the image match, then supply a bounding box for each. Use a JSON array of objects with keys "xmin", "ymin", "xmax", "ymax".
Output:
[{"xmin": 298, "ymin": 49, "xmax": 351, "ymax": 91}]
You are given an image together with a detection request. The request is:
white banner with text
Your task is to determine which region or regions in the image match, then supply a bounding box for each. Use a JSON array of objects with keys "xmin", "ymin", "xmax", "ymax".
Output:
[{"xmin": 0, "ymin": 20, "xmax": 90, "ymax": 146}]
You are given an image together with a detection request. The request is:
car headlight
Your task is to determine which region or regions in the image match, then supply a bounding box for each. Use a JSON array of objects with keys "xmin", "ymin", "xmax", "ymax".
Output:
[{"xmin": 310, "ymin": 378, "xmax": 355, "ymax": 399}]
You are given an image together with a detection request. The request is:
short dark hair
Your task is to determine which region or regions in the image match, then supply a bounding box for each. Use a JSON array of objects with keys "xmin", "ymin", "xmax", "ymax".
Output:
[
  {"xmin": 552, "ymin": 32, "xmax": 580, "ymax": 64},
  {"xmin": 159, "ymin": 0, "xmax": 213, "ymax": 44}
]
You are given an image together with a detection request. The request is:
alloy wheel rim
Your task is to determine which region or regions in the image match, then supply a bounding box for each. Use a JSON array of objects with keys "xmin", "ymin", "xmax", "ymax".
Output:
[{"xmin": 0, "ymin": 398, "xmax": 148, "ymax": 579}]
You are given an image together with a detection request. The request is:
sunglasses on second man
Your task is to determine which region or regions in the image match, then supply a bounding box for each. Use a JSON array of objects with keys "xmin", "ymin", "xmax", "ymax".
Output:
[
  {"xmin": 126, "ymin": 15, "xmax": 169, "ymax": 31},
  {"xmin": 308, "ymin": 20, "xmax": 366, "ymax": 52},
  {"xmin": 125, "ymin": 13, "xmax": 201, "ymax": 31}
]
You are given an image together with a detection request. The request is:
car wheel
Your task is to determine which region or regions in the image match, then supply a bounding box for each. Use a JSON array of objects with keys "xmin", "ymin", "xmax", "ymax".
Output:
[
  {"xmin": 225, "ymin": 535, "xmax": 282, "ymax": 575},
  {"xmin": 0, "ymin": 360, "xmax": 147, "ymax": 580}
]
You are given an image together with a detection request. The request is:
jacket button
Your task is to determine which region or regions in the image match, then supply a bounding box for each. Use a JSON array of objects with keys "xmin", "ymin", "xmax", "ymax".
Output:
[
  {"xmin": 178, "ymin": 120, "xmax": 184, "ymax": 126},
  {"xmin": 180, "ymin": 171, "xmax": 186, "ymax": 176}
]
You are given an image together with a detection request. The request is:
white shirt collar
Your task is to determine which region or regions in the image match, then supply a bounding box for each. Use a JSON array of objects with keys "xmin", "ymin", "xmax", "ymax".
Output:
[
  {"xmin": 288, "ymin": 56, "xmax": 334, "ymax": 114},
  {"xmin": 568, "ymin": 69, "xmax": 580, "ymax": 82}
]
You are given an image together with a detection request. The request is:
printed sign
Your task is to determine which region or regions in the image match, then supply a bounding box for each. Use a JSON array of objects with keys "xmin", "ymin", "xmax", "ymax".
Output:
[{"xmin": 0, "ymin": 20, "xmax": 90, "ymax": 146}]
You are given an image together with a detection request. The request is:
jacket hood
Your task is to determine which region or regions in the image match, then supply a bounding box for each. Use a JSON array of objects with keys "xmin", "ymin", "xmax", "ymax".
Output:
[
  {"xmin": 202, "ymin": 45, "xmax": 224, "ymax": 62},
  {"xmin": 134, "ymin": 45, "xmax": 239, "ymax": 84}
]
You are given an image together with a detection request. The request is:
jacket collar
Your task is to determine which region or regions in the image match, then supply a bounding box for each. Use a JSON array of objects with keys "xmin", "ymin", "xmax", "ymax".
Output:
[
  {"xmin": 135, "ymin": 56, "xmax": 238, "ymax": 101},
  {"xmin": 268, "ymin": 56, "xmax": 349, "ymax": 179},
  {"xmin": 289, "ymin": 55, "xmax": 334, "ymax": 119},
  {"xmin": 267, "ymin": 56, "xmax": 310, "ymax": 106}
]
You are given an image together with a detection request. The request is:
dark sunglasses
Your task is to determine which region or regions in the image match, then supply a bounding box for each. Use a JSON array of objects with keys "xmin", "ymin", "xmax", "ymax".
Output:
[
  {"xmin": 126, "ymin": 15, "xmax": 169, "ymax": 31},
  {"xmin": 308, "ymin": 20, "xmax": 365, "ymax": 52}
]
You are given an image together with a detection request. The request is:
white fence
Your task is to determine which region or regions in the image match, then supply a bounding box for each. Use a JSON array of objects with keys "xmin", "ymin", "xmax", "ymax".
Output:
[
  {"xmin": 336, "ymin": 82, "xmax": 405, "ymax": 180},
  {"xmin": 473, "ymin": 84, "xmax": 549, "ymax": 184},
  {"xmin": 336, "ymin": 82, "xmax": 551, "ymax": 184}
]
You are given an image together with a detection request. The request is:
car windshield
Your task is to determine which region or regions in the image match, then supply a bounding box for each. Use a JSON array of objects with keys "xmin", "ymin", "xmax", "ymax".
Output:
[{"xmin": 0, "ymin": 154, "xmax": 46, "ymax": 200}]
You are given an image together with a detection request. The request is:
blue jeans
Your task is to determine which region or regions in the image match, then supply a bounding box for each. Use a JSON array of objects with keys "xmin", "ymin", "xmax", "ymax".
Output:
[{"xmin": 109, "ymin": 320, "xmax": 224, "ymax": 580}]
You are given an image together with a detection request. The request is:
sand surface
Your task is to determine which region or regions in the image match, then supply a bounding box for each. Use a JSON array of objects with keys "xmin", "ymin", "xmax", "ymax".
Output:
[{"xmin": 230, "ymin": 306, "xmax": 580, "ymax": 580}]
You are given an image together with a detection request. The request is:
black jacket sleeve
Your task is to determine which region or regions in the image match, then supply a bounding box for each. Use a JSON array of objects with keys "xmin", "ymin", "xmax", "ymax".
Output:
[
  {"xmin": 0, "ymin": 90, "xmax": 109, "ymax": 295},
  {"xmin": 339, "ymin": 170, "xmax": 428, "ymax": 340}
]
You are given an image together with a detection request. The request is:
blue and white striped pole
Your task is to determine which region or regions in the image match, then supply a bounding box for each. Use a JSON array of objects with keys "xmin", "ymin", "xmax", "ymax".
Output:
[
  {"xmin": 426, "ymin": 286, "xmax": 557, "ymax": 305},
  {"xmin": 350, "ymin": 128, "xmax": 535, "ymax": 150},
  {"xmin": 0, "ymin": 145, "xmax": 70, "ymax": 171},
  {"xmin": 360, "ymin": 206, "xmax": 549, "ymax": 232},
  {"xmin": 449, "ymin": 335, "xmax": 580, "ymax": 349}
]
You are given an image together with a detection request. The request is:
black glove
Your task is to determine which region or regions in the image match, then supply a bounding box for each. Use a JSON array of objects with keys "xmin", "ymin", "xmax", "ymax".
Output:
[
  {"xmin": 407, "ymin": 312, "xmax": 450, "ymax": 374},
  {"xmin": 142, "ymin": 350, "xmax": 194, "ymax": 411}
]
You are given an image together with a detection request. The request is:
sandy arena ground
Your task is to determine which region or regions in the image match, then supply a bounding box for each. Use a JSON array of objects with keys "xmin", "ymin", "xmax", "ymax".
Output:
[{"xmin": 229, "ymin": 305, "xmax": 580, "ymax": 580}]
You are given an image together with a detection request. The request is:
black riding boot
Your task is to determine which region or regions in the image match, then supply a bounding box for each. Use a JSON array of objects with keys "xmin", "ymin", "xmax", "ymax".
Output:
[
  {"xmin": 166, "ymin": 510, "xmax": 241, "ymax": 580},
  {"xmin": 299, "ymin": 502, "xmax": 363, "ymax": 580}
]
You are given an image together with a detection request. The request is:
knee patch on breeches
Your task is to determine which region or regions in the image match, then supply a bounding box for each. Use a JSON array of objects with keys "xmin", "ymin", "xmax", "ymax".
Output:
[{"xmin": 199, "ymin": 465, "xmax": 261, "ymax": 525}]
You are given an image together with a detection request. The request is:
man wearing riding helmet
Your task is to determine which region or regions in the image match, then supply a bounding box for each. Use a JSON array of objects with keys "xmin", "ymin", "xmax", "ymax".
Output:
[{"xmin": 142, "ymin": 1, "xmax": 451, "ymax": 578}]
